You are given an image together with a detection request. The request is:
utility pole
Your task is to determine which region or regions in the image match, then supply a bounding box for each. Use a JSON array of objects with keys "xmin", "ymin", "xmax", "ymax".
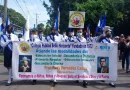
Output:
[
  {"xmin": 34, "ymin": 13, "xmax": 40, "ymax": 28},
  {"xmin": 3, "ymin": 0, "xmax": 8, "ymax": 27}
]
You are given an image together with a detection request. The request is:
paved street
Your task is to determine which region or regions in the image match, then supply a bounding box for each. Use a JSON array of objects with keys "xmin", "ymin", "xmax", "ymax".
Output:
[{"xmin": 0, "ymin": 62, "xmax": 130, "ymax": 90}]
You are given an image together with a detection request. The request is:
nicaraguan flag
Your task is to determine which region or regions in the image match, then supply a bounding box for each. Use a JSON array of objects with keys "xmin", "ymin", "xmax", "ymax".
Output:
[
  {"xmin": 102, "ymin": 14, "xmax": 106, "ymax": 28},
  {"xmin": 86, "ymin": 24, "xmax": 90, "ymax": 38},
  {"xmin": 55, "ymin": 5, "xmax": 60, "ymax": 31},
  {"xmin": 22, "ymin": 25, "xmax": 25, "ymax": 36},
  {"xmin": 0, "ymin": 14, "xmax": 2, "ymax": 33}
]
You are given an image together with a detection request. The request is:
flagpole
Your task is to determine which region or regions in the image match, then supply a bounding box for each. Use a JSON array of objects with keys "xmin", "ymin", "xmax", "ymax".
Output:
[{"xmin": 58, "ymin": 4, "xmax": 60, "ymax": 31}]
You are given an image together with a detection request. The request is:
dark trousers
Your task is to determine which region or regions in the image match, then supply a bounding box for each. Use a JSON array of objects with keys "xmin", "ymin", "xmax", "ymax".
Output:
[
  {"xmin": 122, "ymin": 53, "xmax": 129, "ymax": 71},
  {"xmin": 4, "ymin": 47, "xmax": 12, "ymax": 68}
]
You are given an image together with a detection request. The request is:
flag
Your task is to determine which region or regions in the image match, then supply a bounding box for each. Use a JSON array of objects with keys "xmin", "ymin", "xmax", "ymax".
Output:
[
  {"xmin": 86, "ymin": 24, "xmax": 90, "ymax": 38},
  {"xmin": 98, "ymin": 15, "xmax": 102, "ymax": 28},
  {"xmin": 0, "ymin": 13, "xmax": 2, "ymax": 33},
  {"xmin": 5, "ymin": 15, "xmax": 10, "ymax": 34},
  {"xmin": 22, "ymin": 25, "xmax": 25, "ymax": 36},
  {"xmin": 69, "ymin": 28, "xmax": 72, "ymax": 32},
  {"xmin": 96, "ymin": 14, "xmax": 107, "ymax": 33},
  {"xmin": 24, "ymin": 15, "xmax": 30, "ymax": 41},
  {"xmin": 102, "ymin": 14, "xmax": 106, "ymax": 28},
  {"xmin": 96, "ymin": 27, "xmax": 98, "ymax": 33},
  {"xmin": 55, "ymin": 5, "xmax": 60, "ymax": 31}
]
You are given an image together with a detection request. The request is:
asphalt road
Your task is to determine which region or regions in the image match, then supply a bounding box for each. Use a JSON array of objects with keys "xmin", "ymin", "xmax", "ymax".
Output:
[{"xmin": 0, "ymin": 62, "xmax": 130, "ymax": 90}]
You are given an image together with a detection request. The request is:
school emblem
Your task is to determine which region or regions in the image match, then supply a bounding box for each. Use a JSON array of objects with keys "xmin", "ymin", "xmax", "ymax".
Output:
[
  {"xmin": 69, "ymin": 11, "xmax": 85, "ymax": 28},
  {"xmin": 19, "ymin": 42, "xmax": 30, "ymax": 53}
]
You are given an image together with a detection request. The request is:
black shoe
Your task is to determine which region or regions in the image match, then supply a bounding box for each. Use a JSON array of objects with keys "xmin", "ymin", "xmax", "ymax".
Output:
[
  {"xmin": 52, "ymin": 82, "xmax": 57, "ymax": 87},
  {"xmin": 32, "ymin": 80, "xmax": 37, "ymax": 85},
  {"xmin": 75, "ymin": 80, "xmax": 79, "ymax": 83},
  {"xmin": 6, "ymin": 83, "xmax": 11, "ymax": 86},
  {"xmin": 101, "ymin": 80, "xmax": 105, "ymax": 82},
  {"xmin": 109, "ymin": 83, "xmax": 115, "ymax": 87},
  {"xmin": 83, "ymin": 83, "xmax": 87, "ymax": 88}
]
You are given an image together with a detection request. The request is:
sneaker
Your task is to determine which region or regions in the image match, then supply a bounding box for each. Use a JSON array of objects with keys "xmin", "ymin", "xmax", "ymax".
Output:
[
  {"xmin": 75, "ymin": 80, "xmax": 79, "ymax": 83},
  {"xmin": 109, "ymin": 82, "xmax": 115, "ymax": 87},
  {"xmin": 32, "ymin": 80, "xmax": 37, "ymax": 85},
  {"xmin": 83, "ymin": 82, "xmax": 87, "ymax": 88},
  {"xmin": 6, "ymin": 83, "xmax": 11, "ymax": 86}
]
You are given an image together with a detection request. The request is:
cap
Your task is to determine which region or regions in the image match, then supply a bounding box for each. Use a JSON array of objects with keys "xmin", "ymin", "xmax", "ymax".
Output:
[
  {"xmin": 115, "ymin": 36, "xmax": 119, "ymax": 39},
  {"xmin": 20, "ymin": 57, "xmax": 30, "ymax": 62},
  {"xmin": 103, "ymin": 26, "xmax": 112, "ymax": 34}
]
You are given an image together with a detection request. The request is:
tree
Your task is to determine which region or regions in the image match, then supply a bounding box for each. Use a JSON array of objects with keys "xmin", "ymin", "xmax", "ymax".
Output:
[
  {"xmin": 43, "ymin": 0, "xmax": 130, "ymax": 35},
  {"xmin": 37, "ymin": 23, "xmax": 44, "ymax": 31},
  {"xmin": 0, "ymin": 5, "xmax": 26, "ymax": 27},
  {"xmin": 44, "ymin": 24, "xmax": 51, "ymax": 36}
]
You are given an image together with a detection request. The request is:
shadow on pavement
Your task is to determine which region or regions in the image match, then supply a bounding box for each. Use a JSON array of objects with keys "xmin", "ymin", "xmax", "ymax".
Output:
[
  {"xmin": 0, "ymin": 80, "xmax": 129, "ymax": 89},
  {"xmin": 0, "ymin": 80, "xmax": 52, "ymax": 86}
]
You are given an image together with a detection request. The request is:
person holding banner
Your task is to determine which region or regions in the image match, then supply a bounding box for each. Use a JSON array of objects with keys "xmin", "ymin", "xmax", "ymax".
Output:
[
  {"xmin": 46, "ymin": 28, "xmax": 62, "ymax": 86},
  {"xmin": 28, "ymin": 30, "xmax": 40, "ymax": 42},
  {"xmin": 38, "ymin": 31, "xmax": 45, "ymax": 42},
  {"xmin": 0, "ymin": 25, "xmax": 19, "ymax": 86},
  {"xmin": 74, "ymin": 28, "xmax": 88, "ymax": 88},
  {"xmin": 101, "ymin": 26, "xmax": 116, "ymax": 87},
  {"xmin": 61, "ymin": 32, "xmax": 68, "ymax": 42},
  {"xmin": 28, "ymin": 30, "xmax": 41, "ymax": 85},
  {"xmin": 46, "ymin": 28, "xmax": 62, "ymax": 42},
  {"xmin": 65, "ymin": 31, "xmax": 75, "ymax": 42}
]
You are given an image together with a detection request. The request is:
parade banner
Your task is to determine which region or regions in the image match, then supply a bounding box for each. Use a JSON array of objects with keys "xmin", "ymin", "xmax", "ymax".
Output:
[
  {"xmin": 12, "ymin": 42, "xmax": 118, "ymax": 81},
  {"xmin": 69, "ymin": 11, "xmax": 85, "ymax": 28}
]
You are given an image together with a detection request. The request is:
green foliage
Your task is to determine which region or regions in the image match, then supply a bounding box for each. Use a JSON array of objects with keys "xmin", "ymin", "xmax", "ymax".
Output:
[
  {"xmin": 0, "ymin": 5, "xmax": 26, "ymax": 27},
  {"xmin": 43, "ymin": 0, "xmax": 130, "ymax": 35},
  {"xmin": 0, "ymin": 54, "xmax": 4, "ymax": 63},
  {"xmin": 37, "ymin": 23, "xmax": 44, "ymax": 31}
]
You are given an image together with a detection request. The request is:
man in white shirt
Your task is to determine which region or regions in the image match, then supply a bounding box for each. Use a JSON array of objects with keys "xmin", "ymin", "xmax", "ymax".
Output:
[
  {"xmin": 46, "ymin": 28, "xmax": 62, "ymax": 86},
  {"xmin": 0, "ymin": 25, "xmax": 19, "ymax": 86},
  {"xmin": 74, "ymin": 28, "xmax": 88, "ymax": 88},
  {"xmin": 46, "ymin": 28, "xmax": 62, "ymax": 42},
  {"xmin": 61, "ymin": 32, "xmax": 68, "ymax": 42},
  {"xmin": 74, "ymin": 28, "xmax": 87, "ymax": 43},
  {"xmin": 65, "ymin": 31, "xmax": 76, "ymax": 42},
  {"xmin": 101, "ymin": 26, "xmax": 116, "ymax": 87},
  {"xmin": 29, "ymin": 30, "xmax": 40, "ymax": 85},
  {"xmin": 28, "ymin": 30, "xmax": 40, "ymax": 42}
]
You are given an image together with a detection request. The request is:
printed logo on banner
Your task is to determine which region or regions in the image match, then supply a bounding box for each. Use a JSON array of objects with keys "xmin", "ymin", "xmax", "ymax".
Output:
[
  {"xmin": 87, "ymin": 44, "xmax": 93, "ymax": 48},
  {"xmin": 19, "ymin": 42, "xmax": 30, "ymax": 53},
  {"xmin": 94, "ymin": 45, "xmax": 110, "ymax": 51},
  {"xmin": 100, "ymin": 46, "xmax": 110, "ymax": 51}
]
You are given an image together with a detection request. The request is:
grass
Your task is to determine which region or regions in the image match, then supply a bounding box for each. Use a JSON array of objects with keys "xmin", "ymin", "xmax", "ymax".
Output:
[{"xmin": 0, "ymin": 54, "xmax": 4, "ymax": 63}]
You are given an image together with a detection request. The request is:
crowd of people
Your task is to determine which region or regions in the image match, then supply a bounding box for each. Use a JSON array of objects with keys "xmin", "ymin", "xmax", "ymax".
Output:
[{"xmin": 0, "ymin": 25, "xmax": 130, "ymax": 88}]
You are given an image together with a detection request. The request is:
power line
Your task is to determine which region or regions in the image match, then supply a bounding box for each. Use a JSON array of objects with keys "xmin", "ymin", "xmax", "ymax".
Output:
[
  {"xmin": 15, "ymin": 0, "xmax": 34, "ymax": 25},
  {"xmin": 35, "ymin": 0, "xmax": 40, "ymax": 12},
  {"xmin": 15, "ymin": 0, "xmax": 27, "ymax": 18},
  {"xmin": 22, "ymin": 0, "xmax": 34, "ymax": 20},
  {"xmin": 29, "ymin": 0, "xmax": 37, "ymax": 13}
]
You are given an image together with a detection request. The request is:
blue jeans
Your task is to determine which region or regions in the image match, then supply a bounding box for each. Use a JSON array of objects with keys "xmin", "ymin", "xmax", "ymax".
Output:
[{"xmin": 122, "ymin": 54, "xmax": 130, "ymax": 71}]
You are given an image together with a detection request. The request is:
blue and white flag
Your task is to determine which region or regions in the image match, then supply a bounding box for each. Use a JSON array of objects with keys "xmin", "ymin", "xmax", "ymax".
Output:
[
  {"xmin": 0, "ymin": 13, "xmax": 2, "ymax": 34},
  {"xmin": 55, "ymin": 5, "xmax": 60, "ymax": 31}
]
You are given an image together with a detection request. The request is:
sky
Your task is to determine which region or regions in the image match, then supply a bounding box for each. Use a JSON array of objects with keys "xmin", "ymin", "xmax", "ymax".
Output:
[{"xmin": 1, "ymin": 0, "xmax": 50, "ymax": 28}]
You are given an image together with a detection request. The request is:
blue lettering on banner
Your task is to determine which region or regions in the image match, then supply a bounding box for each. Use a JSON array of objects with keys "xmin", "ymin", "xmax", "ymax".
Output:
[
  {"xmin": 100, "ymin": 46, "xmax": 110, "ymax": 51},
  {"xmin": 87, "ymin": 44, "xmax": 93, "ymax": 48}
]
